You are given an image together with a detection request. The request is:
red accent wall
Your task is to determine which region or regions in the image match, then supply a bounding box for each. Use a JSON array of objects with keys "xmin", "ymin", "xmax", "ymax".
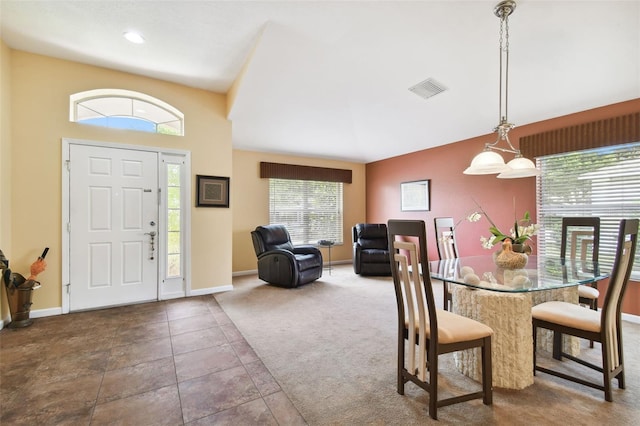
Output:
[{"xmin": 366, "ymin": 98, "xmax": 640, "ymax": 314}]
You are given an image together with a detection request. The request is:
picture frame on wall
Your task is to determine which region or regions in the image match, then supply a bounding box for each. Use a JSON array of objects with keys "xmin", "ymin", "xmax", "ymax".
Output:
[
  {"xmin": 401, "ymin": 179, "xmax": 430, "ymax": 211},
  {"xmin": 196, "ymin": 175, "xmax": 230, "ymax": 208}
]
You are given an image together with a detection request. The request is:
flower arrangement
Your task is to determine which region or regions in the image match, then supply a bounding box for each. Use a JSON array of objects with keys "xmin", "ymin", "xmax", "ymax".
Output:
[
  {"xmin": 479, "ymin": 209, "xmax": 539, "ymax": 250},
  {"xmin": 477, "ymin": 198, "xmax": 539, "ymax": 249},
  {"xmin": 449, "ymin": 199, "xmax": 539, "ymax": 250}
]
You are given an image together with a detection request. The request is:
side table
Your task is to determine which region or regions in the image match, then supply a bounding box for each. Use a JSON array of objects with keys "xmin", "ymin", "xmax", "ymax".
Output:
[{"xmin": 317, "ymin": 240, "xmax": 335, "ymax": 275}]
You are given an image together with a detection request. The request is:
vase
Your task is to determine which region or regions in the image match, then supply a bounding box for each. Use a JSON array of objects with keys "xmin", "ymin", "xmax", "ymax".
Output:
[
  {"xmin": 511, "ymin": 243, "xmax": 532, "ymax": 255},
  {"xmin": 494, "ymin": 239, "xmax": 528, "ymax": 270}
]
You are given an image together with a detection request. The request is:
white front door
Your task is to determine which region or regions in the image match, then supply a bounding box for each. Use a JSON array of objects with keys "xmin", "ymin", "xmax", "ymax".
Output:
[{"xmin": 69, "ymin": 144, "xmax": 159, "ymax": 311}]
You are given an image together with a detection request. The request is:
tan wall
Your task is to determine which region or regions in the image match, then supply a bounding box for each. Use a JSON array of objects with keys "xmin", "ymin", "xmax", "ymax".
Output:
[
  {"xmin": 232, "ymin": 150, "xmax": 367, "ymax": 273},
  {"xmin": 8, "ymin": 50, "xmax": 232, "ymax": 312},
  {"xmin": 0, "ymin": 40, "xmax": 12, "ymax": 322}
]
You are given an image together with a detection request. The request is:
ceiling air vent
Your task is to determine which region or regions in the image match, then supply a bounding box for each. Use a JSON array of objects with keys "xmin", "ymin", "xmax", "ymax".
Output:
[{"xmin": 408, "ymin": 78, "xmax": 447, "ymax": 100}]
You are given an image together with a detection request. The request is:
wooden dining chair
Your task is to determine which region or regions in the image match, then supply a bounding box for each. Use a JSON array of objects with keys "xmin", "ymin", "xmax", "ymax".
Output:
[
  {"xmin": 561, "ymin": 217, "xmax": 601, "ymax": 312},
  {"xmin": 388, "ymin": 219, "xmax": 493, "ymax": 419},
  {"xmin": 561, "ymin": 217, "xmax": 600, "ymax": 348},
  {"xmin": 532, "ymin": 218, "xmax": 638, "ymax": 401},
  {"xmin": 434, "ymin": 217, "xmax": 459, "ymax": 311}
]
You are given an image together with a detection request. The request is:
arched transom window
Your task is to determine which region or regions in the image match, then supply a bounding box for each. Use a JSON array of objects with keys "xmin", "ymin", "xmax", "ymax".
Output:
[{"xmin": 70, "ymin": 89, "xmax": 184, "ymax": 136}]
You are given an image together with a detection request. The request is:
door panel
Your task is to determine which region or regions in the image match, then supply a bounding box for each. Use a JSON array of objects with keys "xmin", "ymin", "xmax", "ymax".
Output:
[{"xmin": 70, "ymin": 144, "xmax": 158, "ymax": 311}]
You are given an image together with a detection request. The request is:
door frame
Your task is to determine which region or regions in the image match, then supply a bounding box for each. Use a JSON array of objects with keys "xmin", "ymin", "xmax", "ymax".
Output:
[{"xmin": 61, "ymin": 138, "xmax": 192, "ymax": 313}]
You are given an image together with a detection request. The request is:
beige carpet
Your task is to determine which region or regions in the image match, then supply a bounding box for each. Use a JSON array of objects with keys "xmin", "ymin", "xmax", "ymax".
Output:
[{"xmin": 216, "ymin": 264, "xmax": 640, "ymax": 425}]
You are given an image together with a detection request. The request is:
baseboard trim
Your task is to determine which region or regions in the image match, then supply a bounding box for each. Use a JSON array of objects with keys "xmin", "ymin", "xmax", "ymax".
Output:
[
  {"xmin": 30, "ymin": 307, "xmax": 63, "ymax": 318},
  {"xmin": 2, "ymin": 307, "xmax": 64, "ymax": 324},
  {"xmin": 190, "ymin": 285, "xmax": 233, "ymax": 296},
  {"xmin": 623, "ymin": 312, "xmax": 640, "ymax": 324},
  {"xmin": 1, "ymin": 314, "xmax": 10, "ymax": 329},
  {"xmin": 233, "ymin": 269, "xmax": 258, "ymax": 277}
]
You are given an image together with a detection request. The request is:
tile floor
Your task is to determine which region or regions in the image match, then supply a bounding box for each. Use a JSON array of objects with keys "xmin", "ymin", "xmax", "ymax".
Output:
[{"xmin": 0, "ymin": 296, "xmax": 307, "ymax": 425}]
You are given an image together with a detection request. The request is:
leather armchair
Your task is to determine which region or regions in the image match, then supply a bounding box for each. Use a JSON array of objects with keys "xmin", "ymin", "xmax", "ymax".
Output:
[
  {"xmin": 352, "ymin": 223, "xmax": 392, "ymax": 276},
  {"xmin": 251, "ymin": 225, "xmax": 323, "ymax": 288}
]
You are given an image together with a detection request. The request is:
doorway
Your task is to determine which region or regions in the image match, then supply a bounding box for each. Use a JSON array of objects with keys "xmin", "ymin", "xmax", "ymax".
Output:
[{"xmin": 62, "ymin": 139, "xmax": 191, "ymax": 312}]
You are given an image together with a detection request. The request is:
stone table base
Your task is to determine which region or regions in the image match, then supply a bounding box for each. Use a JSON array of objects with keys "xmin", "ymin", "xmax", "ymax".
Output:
[{"xmin": 452, "ymin": 285, "xmax": 579, "ymax": 390}]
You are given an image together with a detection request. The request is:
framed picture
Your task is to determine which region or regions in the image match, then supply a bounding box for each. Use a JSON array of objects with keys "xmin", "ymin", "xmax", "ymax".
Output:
[
  {"xmin": 196, "ymin": 175, "xmax": 230, "ymax": 207},
  {"xmin": 401, "ymin": 179, "xmax": 430, "ymax": 211}
]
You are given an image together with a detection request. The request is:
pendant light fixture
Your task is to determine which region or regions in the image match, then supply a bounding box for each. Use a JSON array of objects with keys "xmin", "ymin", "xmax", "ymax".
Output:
[{"xmin": 463, "ymin": 0, "xmax": 540, "ymax": 179}]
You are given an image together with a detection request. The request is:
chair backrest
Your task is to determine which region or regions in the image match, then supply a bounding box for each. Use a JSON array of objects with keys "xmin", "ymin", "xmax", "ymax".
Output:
[
  {"xmin": 601, "ymin": 219, "xmax": 638, "ymax": 359},
  {"xmin": 434, "ymin": 217, "xmax": 459, "ymax": 260},
  {"xmin": 353, "ymin": 223, "xmax": 388, "ymax": 250},
  {"xmin": 560, "ymin": 217, "xmax": 600, "ymax": 264},
  {"xmin": 251, "ymin": 224, "xmax": 294, "ymax": 256},
  {"xmin": 388, "ymin": 219, "xmax": 437, "ymax": 381}
]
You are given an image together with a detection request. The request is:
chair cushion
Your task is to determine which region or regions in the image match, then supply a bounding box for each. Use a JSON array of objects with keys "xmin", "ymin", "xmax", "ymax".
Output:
[
  {"xmin": 532, "ymin": 301, "xmax": 600, "ymax": 332},
  {"xmin": 578, "ymin": 285, "xmax": 599, "ymax": 299},
  {"xmin": 355, "ymin": 224, "xmax": 388, "ymax": 249},
  {"xmin": 256, "ymin": 225, "xmax": 294, "ymax": 251},
  {"xmin": 358, "ymin": 238, "xmax": 387, "ymax": 250},
  {"xmin": 295, "ymin": 253, "xmax": 322, "ymax": 271},
  {"xmin": 359, "ymin": 249, "xmax": 389, "ymax": 263},
  {"xmin": 406, "ymin": 309, "xmax": 493, "ymax": 344}
]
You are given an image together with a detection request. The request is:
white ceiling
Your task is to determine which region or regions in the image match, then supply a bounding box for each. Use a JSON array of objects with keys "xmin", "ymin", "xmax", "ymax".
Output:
[{"xmin": 1, "ymin": 1, "xmax": 638, "ymax": 163}]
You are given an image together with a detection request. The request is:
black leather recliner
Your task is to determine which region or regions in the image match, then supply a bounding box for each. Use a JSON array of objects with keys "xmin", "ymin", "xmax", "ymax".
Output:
[
  {"xmin": 352, "ymin": 223, "xmax": 392, "ymax": 276},
  {"xmin": 251, "ymin": 225, "xmax": 323, "ymax": 288}
]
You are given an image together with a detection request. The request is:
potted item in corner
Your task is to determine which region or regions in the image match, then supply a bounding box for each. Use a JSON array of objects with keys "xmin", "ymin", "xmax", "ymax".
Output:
[{"xmin": 1, "ymin": 248, "xmax": 48, "ymax": 328}]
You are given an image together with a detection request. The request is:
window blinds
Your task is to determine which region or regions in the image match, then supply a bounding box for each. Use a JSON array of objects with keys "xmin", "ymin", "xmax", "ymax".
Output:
[
  {"xmin": 269, "ymin": 179, "xmax": 344, "ymax": 245},
  {"xmin": 536, "ymin": 142, "xmax": 640, "ymax": 277}
]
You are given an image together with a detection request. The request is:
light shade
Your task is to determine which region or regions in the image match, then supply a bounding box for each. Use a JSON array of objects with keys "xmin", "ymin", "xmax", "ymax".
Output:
[
  {"xmin": 497, "ymin": 156, "xmax": 541, "ymax": 178},
  {"xmin": 463, "ymin": 150, "xmax": 509, "ymax": 175},
  {"xmin": 464, "ymin": 1, "xmax": 540, "ymax": 179}
]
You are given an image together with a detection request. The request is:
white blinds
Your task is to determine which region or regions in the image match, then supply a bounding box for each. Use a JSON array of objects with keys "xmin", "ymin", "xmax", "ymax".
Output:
[
  {"xmin": 269, "ymin": 179, "xmax": 344, "ymax": 245},
  {"xmin": 536, "ymin": 142, "xmax": 640, "ymax": 277}
]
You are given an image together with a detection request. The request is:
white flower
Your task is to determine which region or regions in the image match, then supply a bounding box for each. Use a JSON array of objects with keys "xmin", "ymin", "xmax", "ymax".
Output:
[
  {"xmin": 453, "ymin": 202, "xmax": 538, "ymax": 251},
  {"xmin": 480, "ymin": 235, "xmax": 496, "ymax": 249},
  {"xmin": 467, "ymin": 212, "xmax": 482, "ymax": 222}
]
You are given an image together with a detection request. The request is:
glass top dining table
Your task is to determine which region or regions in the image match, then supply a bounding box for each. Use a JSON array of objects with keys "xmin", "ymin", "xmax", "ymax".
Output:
[{"xmin": 428, "ymin": 255, "xmax": 608, "ymax": 293}]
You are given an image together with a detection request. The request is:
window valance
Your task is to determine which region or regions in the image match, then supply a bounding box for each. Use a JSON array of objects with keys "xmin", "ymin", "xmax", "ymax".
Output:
[
  {"xmin": 260, "ymin": 162, "xmax": 352, "ymax": 183},
  {"xmin": 520, "ymin": 112, "xmax": 640, "ymax": 159}
]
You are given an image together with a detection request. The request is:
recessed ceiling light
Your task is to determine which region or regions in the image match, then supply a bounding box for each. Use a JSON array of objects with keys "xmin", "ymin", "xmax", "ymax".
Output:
[{"xmin": 123, "ymin": 31, "xmax": 145, "ymax": 44}]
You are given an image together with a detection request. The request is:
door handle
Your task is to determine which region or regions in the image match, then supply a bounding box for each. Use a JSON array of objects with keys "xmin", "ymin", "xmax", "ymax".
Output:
[{"xmin": 145, "ymin": 231, "xmax": 156, "ymax": 260}]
